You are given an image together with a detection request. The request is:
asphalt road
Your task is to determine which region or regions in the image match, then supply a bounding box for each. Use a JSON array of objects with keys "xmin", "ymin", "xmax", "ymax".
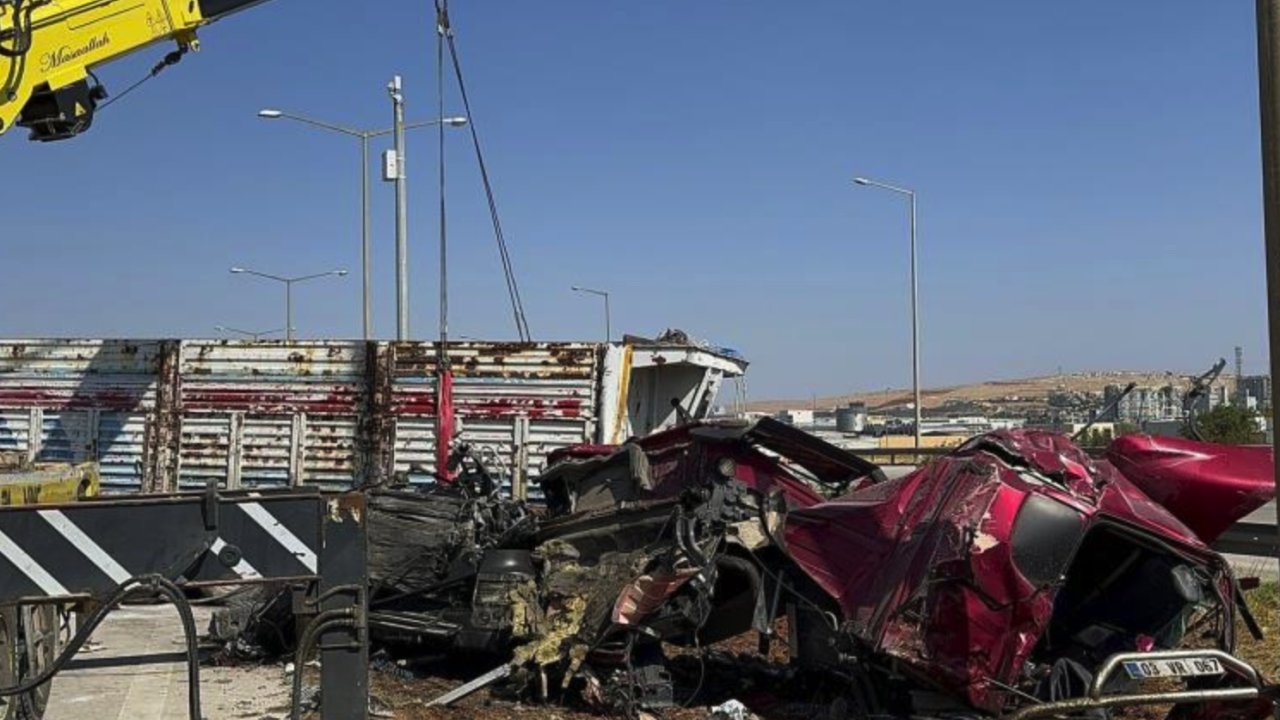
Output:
[
  {"xmin": 46, "ymin": 606, "xmax": 288, "ymax": 720},
  {"xmin": 1246, "ymin": 501, "xmax": 1278, "ymax": 526}
]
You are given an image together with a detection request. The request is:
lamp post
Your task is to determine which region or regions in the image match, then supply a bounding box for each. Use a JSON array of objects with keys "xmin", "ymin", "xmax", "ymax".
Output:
[
  {"xmin": 571, "ymin": 286, "xmax": 612, "ymax": 342},
  {"xmin": 853, "ymin": 175, "xmax": 922, "ymax": 449},
  {"xmin": 256, "ymin": 108, "xmax": 467, "ymax": 340},
  {"xmin": 214, "ymin": 325, "xmax": 286, "ymax": 341},
  {"xmin": 228, "ymin": 267, "xmax": 348, "ymax": 341},
  {"xmin": 387, "ymin": 77, "xmax": 410, "ymax": 341}
]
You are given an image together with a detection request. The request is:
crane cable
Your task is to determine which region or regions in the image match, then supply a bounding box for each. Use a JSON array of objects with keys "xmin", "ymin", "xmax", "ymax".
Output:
[
  {"xmin": 97, "ymin": 46, "xmax": 187, "ymax": 111},
  {"xmin": 435, "ymin": 0, "xmax": 532, "ymax": 342}
]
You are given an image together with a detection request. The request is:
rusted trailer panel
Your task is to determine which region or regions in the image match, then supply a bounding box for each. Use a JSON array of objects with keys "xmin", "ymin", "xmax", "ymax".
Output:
[
  {"xmin": 0, "ymin": 340, "xmax": 161, "ymax": 489},
  {"xmin": 390, "ymin": 342, "xmax": 599, "ymax": 496},
  {"xmin": 0, "ymin": 338, "xmax": 744, "ymax": 494}
]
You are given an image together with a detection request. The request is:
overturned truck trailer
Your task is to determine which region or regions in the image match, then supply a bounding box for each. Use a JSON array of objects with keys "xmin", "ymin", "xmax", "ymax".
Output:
[{"xmin": 0, "ymin": 336, "xmax": 744, "ymax": 495}]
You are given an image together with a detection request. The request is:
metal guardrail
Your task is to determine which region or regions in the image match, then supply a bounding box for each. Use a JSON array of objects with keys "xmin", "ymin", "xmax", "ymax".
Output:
[
  {"xmin": 848, "ymin": 446, "xmax": 1112, "ymax": 465},
  {"xmin": 848, "ymin": 447, "xmax": 952, "ymax": 465},
  {"xmin": 1215, "ymin": 522, "xmax": 1280, "ymax": 558}
]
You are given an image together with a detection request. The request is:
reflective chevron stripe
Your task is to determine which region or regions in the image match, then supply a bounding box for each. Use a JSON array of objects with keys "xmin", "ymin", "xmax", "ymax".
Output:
[
  {"xmin": 240, "ymin": 502, "xmax": 318, "ymax": 573},
  {"xmin": 0, "ymin": 527, "xmax": 67, "ymax": 596},
  {"xmin": 38, "ymin": 509, "xmax": 131, "ymax": 584},
  {"xmin": 211, "ymin": 537, "xmax": 261, "ymax": 579},
  {"xmin": 0, "ymin": 493, "xmax": 328, "ymax": 602}
]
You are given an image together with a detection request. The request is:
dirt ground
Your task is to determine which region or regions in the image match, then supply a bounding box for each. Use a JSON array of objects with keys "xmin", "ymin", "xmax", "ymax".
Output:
[{"xmin": 364, "ymin": 585, "xmax": 1280, "ymax": 720}]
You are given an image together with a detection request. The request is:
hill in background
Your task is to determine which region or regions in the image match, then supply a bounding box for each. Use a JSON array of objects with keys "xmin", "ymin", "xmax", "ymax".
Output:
[{"xmin": 747, "ymin": 370, "xmax": 1236, "ymax": 415}]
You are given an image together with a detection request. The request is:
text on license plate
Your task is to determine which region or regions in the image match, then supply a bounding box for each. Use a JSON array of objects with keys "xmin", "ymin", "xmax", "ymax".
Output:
[{"xmin": 1123, "ymin": 657, "xmax": 1224, "ymax": 679}]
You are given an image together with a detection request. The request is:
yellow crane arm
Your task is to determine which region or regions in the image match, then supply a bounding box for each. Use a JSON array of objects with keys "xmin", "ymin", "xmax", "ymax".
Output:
[{"xmin": 0, "ymin": 0, "xmax": 269, "ymax": 141}]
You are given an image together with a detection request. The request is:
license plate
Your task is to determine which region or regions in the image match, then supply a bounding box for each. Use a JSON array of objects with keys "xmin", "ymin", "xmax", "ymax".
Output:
[{"xmin": 1123, "ymin": 657, "xmax": 1225, "ymax": 679}]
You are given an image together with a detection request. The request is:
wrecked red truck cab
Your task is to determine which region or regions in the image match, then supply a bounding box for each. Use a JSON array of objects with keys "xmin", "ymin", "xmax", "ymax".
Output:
[
  {"xmin": 784, "ymin": 430, "xmax": 1273, "ymax": 718},
  {"xmin": 529, "ymin": 422, "xmax": 1273, "ymax": 718}
]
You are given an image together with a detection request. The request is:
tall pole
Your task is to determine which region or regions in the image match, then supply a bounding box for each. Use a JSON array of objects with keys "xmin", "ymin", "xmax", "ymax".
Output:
[
  {"xmin": 1255, "ymin": 0, "xmax": 1280, "ymax": 575},
  {"xmin": 230, "ymin": 267, "xmax": 347, "ymax": 342},
  {"xmin": 909, "ymin": 192, "xmax": 921, "ymax": 449},
  {"xmin": 285, "ymin": 280, "xmax": 294, "ymax": 342},
  {"xmin": 853, "ymin": 176, "xmax": 922, "ymax": 448},
  {"xmin": 571, "ymin": 286, "xmax": 611, "ymax": 342},
  {"xmin": 390, "ymin": 76, "xmax": 410, "ymax": 341},
  {"xmin": 360, "ymin": 135, "xmax": 372, "ymax": 340},
  {"xmin": 259, "ymin": 110, "xmax": 467, "ymax": 339}
]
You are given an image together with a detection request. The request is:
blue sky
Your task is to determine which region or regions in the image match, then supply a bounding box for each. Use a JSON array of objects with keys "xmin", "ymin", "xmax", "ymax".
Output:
[{"xmin": 0, "ymin": 1, "xmax": 1269, "ymax": 399}]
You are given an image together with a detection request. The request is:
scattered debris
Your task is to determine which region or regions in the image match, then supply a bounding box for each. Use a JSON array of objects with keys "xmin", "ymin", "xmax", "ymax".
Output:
[
  {"xmin": 708, "ymin": 699, "xmax": 752, "ymax": 720},
  {"xmin": 425, "ymin": 663, "xmax": 513, "ymax": 707},
  {"xmin": 208, "ymin": 420, "xmax": 1279, "ymax": 719}
]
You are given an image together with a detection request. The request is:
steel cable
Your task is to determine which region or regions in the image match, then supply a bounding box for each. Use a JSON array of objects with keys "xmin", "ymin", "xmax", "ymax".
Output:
[{"xmin": 434, "ymin": 0, "xmax": 532, "ymax": 341}]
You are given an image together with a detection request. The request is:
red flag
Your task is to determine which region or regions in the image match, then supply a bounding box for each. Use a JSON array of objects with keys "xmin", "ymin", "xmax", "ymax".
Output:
[{"xmin": 436, "ymin": 366, "xmax": 455, "ymax": 482}]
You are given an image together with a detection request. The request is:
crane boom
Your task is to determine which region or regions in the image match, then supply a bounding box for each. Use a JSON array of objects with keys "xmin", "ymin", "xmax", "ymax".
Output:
[{"xmin": 0, "ymin": 0, "xmax": 269, "ymax": 141}]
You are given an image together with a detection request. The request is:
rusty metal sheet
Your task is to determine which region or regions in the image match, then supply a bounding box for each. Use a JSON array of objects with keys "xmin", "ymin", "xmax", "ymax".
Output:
[
  {"xmin": 392, "ymin": 416, "xmax": 436, "ymax": 479},
  {"xmin": 0, "ymin": 341, "xmax": 160, "ymax": 492},
  {"xmin": 306, "ymin": 416, "xmax": 359, "ymax": 489},
  {"xmin": 96, "ymin": 411, "xmax": 148, "ymax": 491},
  {"xmin": 391, "ymin": 342, "xmax": 599, "ymax": 495},
  {"xmin": 179, "ymin": 414, "xmax": 231, "ymax": 490},
  {"xmin": 180, "ymin": 342, "xmax": 367, "ymax": 491},
  {"xmin": 181, "ymin": 341, "xmax": 366, "ymax": 415},
  {"xmin": 239, "ymin": 415, "xmax": 294, "ymax": 489},
  {"xmin": 0, "ymin": 410, "xmax": 32, "ymax": 456},
  {"xmin": 393, "ymin": 342, "xmax": 598, "ymax": 380},
  {"xmin": 0, "ymin": 340, "xmax": 621, "ymax": 495},
  {"xmin": 0, "ymin": 340, "xmax": 161, "ymax": 410}
]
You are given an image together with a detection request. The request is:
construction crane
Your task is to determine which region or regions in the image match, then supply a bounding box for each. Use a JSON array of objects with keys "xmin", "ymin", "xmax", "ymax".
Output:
[{"xmin": 0, "ymin": 0, "xmax": 268, "ymax": 141}]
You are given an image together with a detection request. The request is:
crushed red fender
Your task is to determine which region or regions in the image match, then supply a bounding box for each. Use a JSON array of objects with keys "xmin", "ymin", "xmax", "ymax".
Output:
[{"xmin": 1106, "ymin": 434, "xmax": 1275, "ymax": 543}]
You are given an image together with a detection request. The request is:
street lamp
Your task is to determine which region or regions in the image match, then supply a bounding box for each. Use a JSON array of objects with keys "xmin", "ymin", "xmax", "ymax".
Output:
[
  {"xmin": 256, "ymin": 108, "xmax": 468, "ymax": 340},
  {"xmin": 571, "ymin": 286, "xmax": 611, "ymax": 342},
  {"xmin": 853, "ymin": 175, "xmax": 922, "ymax": 449},
  {"xmin": 215, "ymin": 325, "xmax": 287, "ymax": 341},
  {"xmin": 229, "ymin": 267, "xmax": 348, "ymax": 341}
]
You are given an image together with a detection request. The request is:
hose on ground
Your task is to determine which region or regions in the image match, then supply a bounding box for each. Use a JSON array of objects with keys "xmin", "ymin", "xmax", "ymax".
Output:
[{"xmin": 0, "ymin": 574, "xmax": 201, "ymax": 720}]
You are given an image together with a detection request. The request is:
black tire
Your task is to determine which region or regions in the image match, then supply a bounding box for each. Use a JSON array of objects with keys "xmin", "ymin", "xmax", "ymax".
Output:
[
  {"xmin": 15, "ymin": 605, "xmax": 55, "ymax": 720},
  {"xmin": 0, "ymin": 607, "xmax": 20, "ymax": 720}
]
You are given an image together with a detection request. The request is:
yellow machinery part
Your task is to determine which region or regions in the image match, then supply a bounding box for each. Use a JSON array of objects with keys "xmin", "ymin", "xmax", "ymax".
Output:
[
  {"xmin": 0, "ymin": 0, "xmax": 207, "ymax": 134},
  {"xmin": 0, "ymin": 462, "xmax": 100, "ymax": 505}
]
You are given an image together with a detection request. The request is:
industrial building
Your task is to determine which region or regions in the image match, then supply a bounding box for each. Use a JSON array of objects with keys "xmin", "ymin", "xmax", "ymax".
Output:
[{"xmin": 1240, "ymin": 375, "xmax": 1273, "ymax": 410}]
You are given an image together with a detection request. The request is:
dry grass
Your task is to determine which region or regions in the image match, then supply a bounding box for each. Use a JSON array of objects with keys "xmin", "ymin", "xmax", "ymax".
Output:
[{"xmin": 1236, "ymin": 582, "xmax": 1280, "ymax": 682}]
